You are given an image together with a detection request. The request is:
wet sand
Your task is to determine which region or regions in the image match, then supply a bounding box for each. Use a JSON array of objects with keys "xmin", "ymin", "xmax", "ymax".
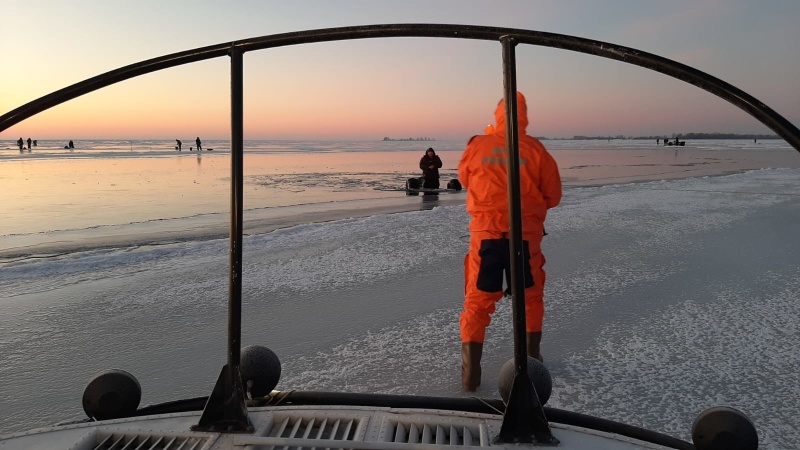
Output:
[
  {"xmin": 0, "ymin": 195, "xmax": 466, "ymax": 261},
  {"xmin": 2, "ymin": 145, "xmax": 799, "ymax": 261}
]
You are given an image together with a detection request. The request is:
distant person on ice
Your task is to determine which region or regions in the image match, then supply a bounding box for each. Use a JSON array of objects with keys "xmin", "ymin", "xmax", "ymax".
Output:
[
  {"xmin": 457, "ymin": 92, "xmax": 562, "ymax": 392},
  {"xmin": 195, "ymin": 137, "xmax": 202, "ymax": 152},
  {"xmin": 419, "ymin": 147, "xmax": 443, "ymax": 189}
]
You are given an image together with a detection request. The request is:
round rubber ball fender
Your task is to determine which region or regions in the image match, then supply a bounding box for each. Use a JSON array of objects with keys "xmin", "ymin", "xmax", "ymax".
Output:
[{"xmin": 498, "ymin": 356, "xmax": 552, "ymax": 405}]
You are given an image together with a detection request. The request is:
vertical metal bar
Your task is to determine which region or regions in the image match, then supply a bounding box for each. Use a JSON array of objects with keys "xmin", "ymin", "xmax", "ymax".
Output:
[
  {"xmin": 229, "ymin": 43, "xmax": 244, "ymax": 375},
  {"xmin": 501, "ymin": 41, "xmax": 527, "ymax": 374},
  {"xmin": 495, "ymin": 36, "xmax": 557, "ymax": 445},
  {"xmin": 193, "ymin": 44, "xmax": 252, "ymax": 433}
]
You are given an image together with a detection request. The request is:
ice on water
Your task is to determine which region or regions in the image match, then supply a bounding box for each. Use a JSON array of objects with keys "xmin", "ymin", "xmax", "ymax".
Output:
[{"xmin": 0, "ymin": 168, "xmax": 799, "ymax": 449}]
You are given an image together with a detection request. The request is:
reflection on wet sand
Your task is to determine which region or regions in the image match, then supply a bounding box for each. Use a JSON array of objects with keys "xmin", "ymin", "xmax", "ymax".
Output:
[
  {"xmin": 552, "ymin": 147, "xmax": 800, "ymax": 187},
  {"xmin": 2, "ymin": 145, "xmax": 798, "ymax": 258}
]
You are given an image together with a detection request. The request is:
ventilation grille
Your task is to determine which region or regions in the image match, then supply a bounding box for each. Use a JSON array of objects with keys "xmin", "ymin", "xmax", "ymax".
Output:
[
  {"xmin": 92, "ymin": 432, "xmax": 212, "ymax": 450},
  {"xmin": 266, "ymin": 415, "xmax": 361, "ymax": 442},
  {"xmin": 388, "ymin": 421, "xmax": 486, "ymax": 446}
]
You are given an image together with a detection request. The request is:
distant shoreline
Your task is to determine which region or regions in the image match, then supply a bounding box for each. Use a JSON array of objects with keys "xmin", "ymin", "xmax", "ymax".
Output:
[
  {"xmin": 382, "ymin": 137, "xmax": 435, "ymax": 141},
  {"xmin": 0, "ymin": 136, "xmax": 784, "ymax": 147}
]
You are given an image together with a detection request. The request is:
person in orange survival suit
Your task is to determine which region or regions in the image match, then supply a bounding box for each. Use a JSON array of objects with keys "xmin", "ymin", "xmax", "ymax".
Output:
[{"xmin": 457, "ymin": 92, "xmax": 562, "ymax": 391}]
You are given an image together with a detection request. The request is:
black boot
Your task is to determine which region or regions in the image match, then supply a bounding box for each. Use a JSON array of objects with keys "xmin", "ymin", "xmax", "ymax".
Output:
[
  {"xmin": 526, "ymin": 332, "xmax": 543, "ymax": 362},
  {"xmin": 461, "ymin": 342, "xmax": 483, "ymax": 392}
]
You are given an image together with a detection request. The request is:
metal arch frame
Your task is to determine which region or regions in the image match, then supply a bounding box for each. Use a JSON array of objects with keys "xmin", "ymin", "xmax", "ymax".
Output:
[
  {"xmin": 2, "ymin": 24, "xmax": 800, "ymax": 149},
  {"xmin": 0, "ymin": 24, "xmax": 800, "ymax": 152},
  {"xmin": 3, "ymin": 24, "xmax": 798, "ymax": 444}
]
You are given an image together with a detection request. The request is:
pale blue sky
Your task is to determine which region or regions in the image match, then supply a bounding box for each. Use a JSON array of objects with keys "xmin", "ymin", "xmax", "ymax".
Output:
[{"xmin": 2, "ymin": 0, "xmax": 799, "ymax": 139}]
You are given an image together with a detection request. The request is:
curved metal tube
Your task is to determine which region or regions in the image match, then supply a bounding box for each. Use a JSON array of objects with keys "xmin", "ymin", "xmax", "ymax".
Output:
[{"xmin": 1, "ymin": 24, "xmax": 799, "ymax": 151}]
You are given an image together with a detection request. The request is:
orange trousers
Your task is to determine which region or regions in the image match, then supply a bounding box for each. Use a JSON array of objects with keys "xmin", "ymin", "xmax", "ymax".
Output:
[{"xmin": 460, "ymin": 230, "xmax": 545, "ymax": 343}]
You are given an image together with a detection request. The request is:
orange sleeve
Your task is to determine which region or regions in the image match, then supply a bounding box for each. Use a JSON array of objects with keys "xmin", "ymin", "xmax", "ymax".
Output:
[
  {"xmin": 539, "ymin": 151, "xmax": 562, "ymax": 209},
  {"xmin": 458, "ymin": 136, "xmax": 478, "ymax": 189}
]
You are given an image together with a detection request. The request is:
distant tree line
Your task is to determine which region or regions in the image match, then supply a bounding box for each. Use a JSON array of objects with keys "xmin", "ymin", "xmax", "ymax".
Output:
[
  {"xmin": 383, "ymin": 136, "xmax": 435, "ymax": 141},
  {"xmin": 569, "ymin": 135, "xmax": 627, "ymax": 140},
  {"xmin": 669, "ymin": 133, "xmax": 780, "ymax": 140},
  {"xmin": 548, "ymin": 133, "xmax": 780, "ymax": 141}
]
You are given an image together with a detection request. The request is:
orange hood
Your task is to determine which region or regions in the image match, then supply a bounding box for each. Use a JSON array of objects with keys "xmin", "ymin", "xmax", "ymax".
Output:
[{"xmin": 494, "ymin": 91, "xmax": 529, "ymax": 135}]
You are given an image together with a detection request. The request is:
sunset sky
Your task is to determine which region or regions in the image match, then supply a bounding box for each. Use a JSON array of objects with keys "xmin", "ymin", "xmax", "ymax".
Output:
[{"xmin": 2, "ymin": 0, "xmax": 799, "ymax": 140}]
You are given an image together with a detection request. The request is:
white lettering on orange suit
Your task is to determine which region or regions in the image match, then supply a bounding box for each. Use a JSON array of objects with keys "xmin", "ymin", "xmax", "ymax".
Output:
[{"xmin": 481, "ymin": 147, "xmax": 526, "ymax": 166}]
